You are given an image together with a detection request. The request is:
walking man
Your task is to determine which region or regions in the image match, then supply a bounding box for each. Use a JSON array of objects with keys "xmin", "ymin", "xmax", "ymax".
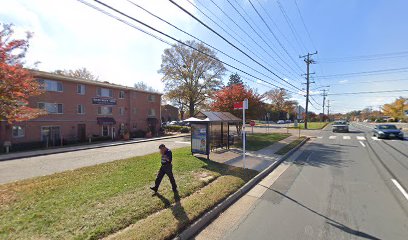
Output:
[{"xmin": 150, "ymin": 144, "xmax": 178, "ymax": 193}]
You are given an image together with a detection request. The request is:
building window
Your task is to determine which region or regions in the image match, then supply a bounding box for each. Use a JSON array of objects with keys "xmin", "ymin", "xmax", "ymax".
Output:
[
  {"xmin": 97, "ymin": 106, "xmax": 113, "ymax": 115},
  {"xmin": 133, "ymin": 108, "xmax": 138, "ymax": 115},
  {"xmin": 148, "ymin": 108, "xmax": 156, "ymax": 117},
  {"xmin": 119, "ymin": 107, "xmax": 125, "ymax": 115},
  {"xmin": 38, "ymin": 102, "xmax": 63, "ymax": 114},
  {"xmin": 132, "ymin": 123, "xmax": 137, "ymax": 129},
  {"xmin": 77, "ymin": 84, "xmax": 85, "ymax": 95},
  {"xmin": 12, "ymin": 126, "xmax": 24, "ymax": 138},
  {"xmin": 119, "ymin": 90, "xmax": 125, "ymax": 99},
  {"xmin": 102, "ymin": 125, "xmax": 109, "ymax": 136},
  {"xmin": 148, "ymin": 95, "xmax": 156, "ymax": 102},
  {"xmin": 77, "ymin": 104, "xmax": 85, "ymax": 114},
  {"xmin": 39, "ymin": 79, "xmax": 63, "ymax": 92},
  {"xmin": 97, "ymin": 87, "xmax": 113, "ymax": 97}
]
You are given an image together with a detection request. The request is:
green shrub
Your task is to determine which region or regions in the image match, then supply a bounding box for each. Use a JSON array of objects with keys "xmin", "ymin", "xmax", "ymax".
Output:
[
  {"xmin": 164, "ymin": 125, "xmax": 183, "ymax": 132},
  {"xmin": 180, "ymin": 127, "xmax": 190, "ymax": 133},
  {"xmin": 131, "ymin": 129, "xmax": 146, "ymax": 138}
]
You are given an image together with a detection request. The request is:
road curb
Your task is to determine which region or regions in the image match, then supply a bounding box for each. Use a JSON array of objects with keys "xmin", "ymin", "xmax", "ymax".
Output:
[
  {"xmin": 174, "ymin": 137, "xmax": 310, "ymax": 240},
  {"xmin": 0, "ymin": 134, "xmax": 190, "ymax": 161}
]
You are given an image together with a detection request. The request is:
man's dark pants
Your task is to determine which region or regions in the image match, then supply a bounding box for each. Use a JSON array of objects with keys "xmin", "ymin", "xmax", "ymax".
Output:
[{"xmin": 154, "ymin": 164, "xmax": 177, "ymax": 191}]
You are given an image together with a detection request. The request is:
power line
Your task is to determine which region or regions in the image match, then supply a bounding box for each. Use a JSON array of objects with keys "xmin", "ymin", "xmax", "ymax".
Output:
[
  {"xmin": 206, "ymin": 0, "xmax": 302, "ymax": 80},
  {"xmin": 189, "ymin": 0, "xmax": 297, "ymax": 80},
  {"xmin": 294, "ymin": 0, "xmax": 316, "ymax": 51},
  {"xmin": 184, "ymin": 0, "xmax": 288, "ymax": 80},
  {"xmin": 315, "ymin": 66, "xmax": 408, "ymax": 79},
  {"xmin": 125, "ymin": 0, "xmax": 300, "ymax": 92},
  {"xmin": 77, "ymin": 0, "xmax": 302, "ymax": 96},
  {"xmin": 328, "ymin": 95, "xmax": 407, "ymax": 98},
  {"xmin": 319, "ymin": 50, "xmax": 408, "ymax": 63},
  {"xmin": 276, "ymin": 0, "xmax": 308, "ymax": 53},
  {"xmin": 253, "ymin": 0, "xmax": 300, "ymax": 55},
  {"xmin": 316, "ymin": 78, "xmax": 408, "ymax": 87},
  {"xmin": 168, "ymin": 0, "xmax": 303, "ymax": 92},
  {"xmin": 247, "ymin": 0, "xmax": 304, "ymax": 74},
  {"xmin": 327, "ymin": 89, "xmax": 408, "ymax": 96},
  {"xmin": 292, "ymin": 0, "xmax": 326, "ymax": 88}
]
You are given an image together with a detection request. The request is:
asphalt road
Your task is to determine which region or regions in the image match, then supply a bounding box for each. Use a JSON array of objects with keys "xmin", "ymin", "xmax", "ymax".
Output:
[
  {"xmin": 218, "ymin": 123, "xmax": 408, "ymax": 240},
  {"xmin": 0, "ymin": 136, "xmax": 190, "ymax": 184}
]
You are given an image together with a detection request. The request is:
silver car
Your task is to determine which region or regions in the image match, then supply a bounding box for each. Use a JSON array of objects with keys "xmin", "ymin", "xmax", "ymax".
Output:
[{"xmin": 332, "ymin": 120, "xmax": 349, "ymax": 133}]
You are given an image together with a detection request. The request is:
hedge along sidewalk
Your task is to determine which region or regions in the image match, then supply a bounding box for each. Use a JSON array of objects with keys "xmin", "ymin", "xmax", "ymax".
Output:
[
  {"xmin": 0, "ymin": 133, "xmax": 190, "ymax": 161},
  {"xmin": 0, "ymin": 147, "xmax": 257, "ymax": 240}
]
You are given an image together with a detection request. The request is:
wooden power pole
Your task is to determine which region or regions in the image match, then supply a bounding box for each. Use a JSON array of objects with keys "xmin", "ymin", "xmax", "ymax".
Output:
[{"xmin": 300, "ymin": 51, "xmax": 317, "ymax": 129}]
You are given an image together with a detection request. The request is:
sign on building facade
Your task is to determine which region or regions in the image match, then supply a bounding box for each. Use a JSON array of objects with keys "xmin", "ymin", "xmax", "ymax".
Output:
[{"xmin": 92, "ymin": 97, "xmax": 117, "ymax": 105}]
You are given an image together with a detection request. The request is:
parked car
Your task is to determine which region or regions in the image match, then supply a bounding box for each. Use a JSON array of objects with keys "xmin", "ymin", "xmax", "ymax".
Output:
[
  {"xmin": 332, "ymin": 120, "xmax": 349, "ymax": 133},
  {"xmin": 168, "ymin": 121, "xmax": 178, "ymax": 125},
  {"xmin": 285, "ymin": 120, "xmax": 292, "ymax": 123},
  {"xmin": 372, "ymin": 124, "xmax": 404, "ymax": 139},
  {"xmin": 277, "ymin": 120, "xmax": 285, "ymax": 124}
]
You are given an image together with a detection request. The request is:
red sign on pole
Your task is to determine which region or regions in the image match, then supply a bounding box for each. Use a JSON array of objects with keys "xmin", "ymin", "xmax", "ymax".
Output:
[
  {"xmin": 250, "ymin": 120, "xmax": 255, "ymax": 127},
  {"xmin": 233, "ymin": 102, "xmax": 243, "ymax": 110}
]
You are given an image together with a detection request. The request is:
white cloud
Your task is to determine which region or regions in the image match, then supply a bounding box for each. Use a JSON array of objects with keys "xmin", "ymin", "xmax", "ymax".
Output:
[
  {"xmin": 0, "ymin": 0, "xmax": 198, "ymax": 91},
  {"xmin": 338, "ymin": 79, "xmax": 349, "ymax": 83}
]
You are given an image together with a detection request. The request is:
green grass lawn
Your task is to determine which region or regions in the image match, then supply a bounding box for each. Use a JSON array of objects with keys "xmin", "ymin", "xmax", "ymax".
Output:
[
  {"xmin": 0, "ymin": 147, "xmax": 257, "ymax": 240},
  {"xmin": 275, "ymin": 137, "xmax": 306, "ymax": 155},
  {"xmin": 235, "ymin": 133, "xmax": 290, "ymax": 151},
  {"xmin": 294, "ymin": 122, "xmax": 328, "ymax": 130}
]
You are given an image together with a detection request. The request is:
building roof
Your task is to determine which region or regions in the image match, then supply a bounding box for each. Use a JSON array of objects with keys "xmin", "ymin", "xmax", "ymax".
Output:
[
  {"xmin": 161, "ymin": 104, "xmax": 179, "ymax": 110},
  {"xmin": 29, "ymin": 69, "xmax": 162, "ymax": 95},
  {"xmin": 188, "ymin": 111, "xmax": 241, "ymax": 123}
]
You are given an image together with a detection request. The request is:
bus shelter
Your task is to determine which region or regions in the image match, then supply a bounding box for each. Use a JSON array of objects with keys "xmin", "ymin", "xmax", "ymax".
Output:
[{"xmin": 184, "ymin": 111, "xmax": 241, "ymax": 159}]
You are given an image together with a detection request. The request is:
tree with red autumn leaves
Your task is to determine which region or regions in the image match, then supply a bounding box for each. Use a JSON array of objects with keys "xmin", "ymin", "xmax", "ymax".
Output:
[
  {"xmin": 211, "ymin": 83, "xmax": 264, "ymax": 119},
  {"xmin": 0, "ymin": 23, "xmax": 44, "ymax": 123}
]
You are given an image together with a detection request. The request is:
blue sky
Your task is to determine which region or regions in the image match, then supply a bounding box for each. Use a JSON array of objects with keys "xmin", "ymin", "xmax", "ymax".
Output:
[{"xmin": 1, "ymin": 0, "xmax": 408, "ymax": 113}]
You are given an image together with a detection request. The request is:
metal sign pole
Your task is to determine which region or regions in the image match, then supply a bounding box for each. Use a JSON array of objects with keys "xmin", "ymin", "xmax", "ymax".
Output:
[
  {"xmin": 243, "ymin": 102, "xmax": 246, "ymax": 169},
  {"xmin": 243, "ymin": 98, "xmax": 248, "ymax": 169}
]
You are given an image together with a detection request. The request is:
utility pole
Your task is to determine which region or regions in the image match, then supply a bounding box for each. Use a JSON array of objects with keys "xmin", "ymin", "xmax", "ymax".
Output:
[
  {"xmin": 327, "ymin": 99, "xmax": 331, "ymax": 121},
  {"xmin": 300, "ymin": 51, "xmax": 318, "ymax": 129},
  {"xmin": 321, "ymin": 89, "xmax": 328, "ymax": 122}
]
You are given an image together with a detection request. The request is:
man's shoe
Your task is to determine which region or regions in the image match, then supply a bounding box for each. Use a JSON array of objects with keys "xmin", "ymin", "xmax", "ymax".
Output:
[{"xmin": 150, "ymin": 186, "xmax": 158, "ymax": 192}]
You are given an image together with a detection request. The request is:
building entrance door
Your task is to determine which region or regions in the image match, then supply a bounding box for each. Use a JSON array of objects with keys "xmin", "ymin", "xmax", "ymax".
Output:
[
  {"xmin": 77, "ymin": 124, "xmax": 86, "ymax": 142},
  {"xmin": 41, "ymin": 126, "xmax": 61, "ymax": 147}
]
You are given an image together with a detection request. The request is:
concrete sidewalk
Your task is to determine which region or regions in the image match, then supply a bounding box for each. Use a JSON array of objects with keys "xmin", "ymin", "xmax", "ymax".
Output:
[
  {"xmin": 0, "ymin": 134, "xmax": 190, "ymax": 161},
  {"xmin": 208, "ymin": 135, "xmax": 299, "ymax": 172}
]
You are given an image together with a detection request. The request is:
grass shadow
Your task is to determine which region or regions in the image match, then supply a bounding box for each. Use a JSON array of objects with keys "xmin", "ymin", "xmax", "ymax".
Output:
[
  {"xmin": 195, "ymin": 156, "xmax": 258, "ymax": 182},
  {"xmin": 153, "ymin": 191, "xmax": 189, "ymax": 229}
]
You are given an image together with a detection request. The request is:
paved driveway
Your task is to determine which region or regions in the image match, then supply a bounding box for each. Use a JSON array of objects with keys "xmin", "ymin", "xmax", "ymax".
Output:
[{"xmin": 0, "ymin": 136, "xmax": 190, "ymax": 184}]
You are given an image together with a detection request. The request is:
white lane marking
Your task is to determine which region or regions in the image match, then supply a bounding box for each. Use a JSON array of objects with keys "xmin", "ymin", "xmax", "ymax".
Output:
[
  {"xmin": 329, "ymin": 136, "xmax": 337, "ymax": 140},
  {"xmin": 174, "ymin": 141, "xmax": 190, "ymax": 144},
  {"xmin": 371, "ymin": 137, "xmax": 381, "ymax": 141},
  {"xmin": 343, "ymin": 136, "xmax": 351, "ymax": 140},
  {"xmin": 317, "ymin": 136, "xmax": 323, "ymax": 139},
  {"xmin": 391, "ymin": 179, "xmax": 408, "ymax": 201},
  {"xmin": 357, "ymin": 136, "xmax": 366, "ymax": 140},
  {"xmin": 359, "ymin": 141, "xmax": 366, "ymax": 147}
]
